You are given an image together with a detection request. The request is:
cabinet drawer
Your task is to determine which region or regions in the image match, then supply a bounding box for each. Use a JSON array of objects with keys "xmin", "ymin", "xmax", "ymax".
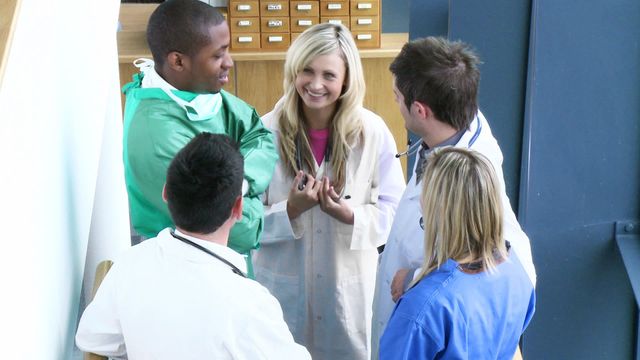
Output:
[
  {"xmin": 350, "ymin": 0, "xmax": 379, "ymax": 16},
  {"xmin": 259, "ymin": 1, "xmax": 289, "ymax": 17},
  {"xmin": 320, "ymin": 1, "xmax": 349, "ymax": 16},
  {"xmin": 231, "ymin": 32, "xmax": 261, "ymax": 50},
  {"xmin": 229, "ymin": 17, "xmax": 260, "ymax": 33},
  {"xmin": 291, "ymin": 32, "xmax": 302, "ymax": 43},
  {"xmin": 350, "ymin": 16, "xmax": 379, "ymax": 32},
  {"xmin": 352, "ymin": 31, "xmax": 380, "ymax": 48},
  {"xmin": 229, "ymin": 1, "xmax": 260, "ymax": 17},
  {"xmin": 291, "ymin": 16, "xmax": 320, "ymax": 32},
  {"xmin": 290, "ymin": 1, "xmax": 320, "ymax": 17},
  {"xmin": 261, "ymin": 33, "xmax": 291, "ymax": 50},
  {"xmin": 260, "ymin": 17, "xmax": 291, "ymax": 33},
  {"xmin": 320, "ymin": 16, "xmax": 350, "ymax": 29}
]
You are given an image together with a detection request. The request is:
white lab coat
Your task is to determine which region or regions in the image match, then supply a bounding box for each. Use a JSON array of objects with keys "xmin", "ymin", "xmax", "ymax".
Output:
[
  {"xmin": 76, "ymin": 229, "xmax": 310, "ymax": 360},
  {"xmin": 370, "ymin": 111, "xmax": 537, "ymax": 359},
  {"xmin": 253, "ymin": 107, "xmax": 405, "ymax": 360}
]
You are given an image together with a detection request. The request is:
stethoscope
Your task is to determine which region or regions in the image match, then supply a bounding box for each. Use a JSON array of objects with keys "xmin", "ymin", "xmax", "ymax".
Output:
[
  {"xmin": 395, "ymin": 115, "xmax": 483, "ymax": 158},
  {"xmin": 170, "ymin": 229, "xmax": 247, "ymax": 278}
]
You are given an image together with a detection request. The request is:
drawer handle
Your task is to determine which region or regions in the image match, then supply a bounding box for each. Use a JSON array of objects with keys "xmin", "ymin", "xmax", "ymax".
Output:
[
  {"xmin": 269, "ymin": 36, "xmax": 283, "ymax": 43},
  {"xmin": 298, "ymin": 20, "xmax": 313, "ymax": 26},
  {"xmin": 357, "ymin": 34, "xmax": 373, "ymax": 40},
  {"xmin": 238, "ymin": 20, "xmax": 252, "ymax": 27},
  {"xmin": 328, "ymin": 19, "xmax": 343, "ymax": 25},
  {"xmin": 328, "ymin": 4, "xmax": 342, "ymax": 10},
  {"xmin": 358, "ymin": 3, "xmax": 373, "ymax": 9},
  {"xmin": 237, "ymin": 4, "xmax": 251, "ymax": 11},
  {"xmin": 268, "ymin": 20, "xmax": 283, "ymax": 27},
  {"xmin": 238, "ymin": 36, "xmax": 254, "ymax": 43},
  {"xmin": 267, "ymin": 4, "xmax": 282, "ymax": 11},
  {"xmin": 297, "ymin": 4, "xmax": 312, "ymax": 10},
  {"xmin": 358, "ymin": 18, "xmax": 373, "ymax": 25}
]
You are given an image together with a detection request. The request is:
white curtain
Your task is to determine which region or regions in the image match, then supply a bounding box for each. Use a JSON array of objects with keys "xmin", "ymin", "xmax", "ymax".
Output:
[{"xmin": 0, "ymin": 0, "xmax": 130, "ymax": 358}]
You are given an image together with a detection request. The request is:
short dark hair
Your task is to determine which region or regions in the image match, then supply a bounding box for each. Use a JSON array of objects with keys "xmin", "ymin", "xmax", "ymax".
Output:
[
  {"xmin": 165, "ymin": 133, "xmax": 244, "ymax": 234},
  {"xmin": 390, "ymin": 37, "xmax": 480, "ymax": 130},
  {"xmin": 147, "ymin": 0, "xmax": 225, "ymax": 66}
]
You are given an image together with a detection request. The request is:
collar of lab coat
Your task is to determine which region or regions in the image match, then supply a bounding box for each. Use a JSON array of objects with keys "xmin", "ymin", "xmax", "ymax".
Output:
[{"xmin": 159, "ymin": 228, "xmax": 248, "ymax": 274}]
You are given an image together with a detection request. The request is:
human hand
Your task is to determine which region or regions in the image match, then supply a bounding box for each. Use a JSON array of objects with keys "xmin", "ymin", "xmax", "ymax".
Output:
[
  {"xmin": 287, "ymin": 171, "xmax": 321, "ymax": 220},
  {"xmin": 391, "ymin": 268, "xmax": 411, "ymax": 302},
  {"xmin": 318, "ymin": 177, "xmax": 354, "ymax": 224}
]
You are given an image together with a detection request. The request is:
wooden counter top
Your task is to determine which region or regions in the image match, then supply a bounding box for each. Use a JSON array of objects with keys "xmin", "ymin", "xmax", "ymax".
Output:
[{"xmin": 117, "ymin": 32, "xmax": 408, "ymax": 63}]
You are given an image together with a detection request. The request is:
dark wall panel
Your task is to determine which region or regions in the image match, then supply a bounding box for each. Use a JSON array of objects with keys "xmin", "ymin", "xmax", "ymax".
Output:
[
  {"xmin": 448, "ymin": 0, "xmax": 531, "ymax": 212},
  {"xmin": 381, "ymin": 0, "xmax": 410, "ymax": 33},
  {"xmin": 520, "ymin": 0, "xmax": 640, "ymax": 358}
]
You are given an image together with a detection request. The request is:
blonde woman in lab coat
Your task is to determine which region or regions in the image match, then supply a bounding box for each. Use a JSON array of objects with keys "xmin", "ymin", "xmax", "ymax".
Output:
[{"xmin": 253, "ymin": 23, "xmax": 405, "ymax": 360}]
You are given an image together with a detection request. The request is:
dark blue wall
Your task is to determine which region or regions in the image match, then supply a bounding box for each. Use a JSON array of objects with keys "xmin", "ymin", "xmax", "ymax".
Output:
[
  {"xmin": 381, "ymin": 0, "xmax": 410, "ymax": 33},
  {"xmin": 519, "ymin": 0, "xmax": 640, "ymax": 358},
  {"xmin": 448, "ymin": 0, "xmax": 531, "ymax": 211}
]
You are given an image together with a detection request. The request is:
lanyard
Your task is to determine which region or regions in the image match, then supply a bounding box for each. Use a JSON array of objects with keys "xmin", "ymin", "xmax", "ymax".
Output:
[{"xmin": 170, "ymin": 230, "xmax": 246, "ymax": 278}]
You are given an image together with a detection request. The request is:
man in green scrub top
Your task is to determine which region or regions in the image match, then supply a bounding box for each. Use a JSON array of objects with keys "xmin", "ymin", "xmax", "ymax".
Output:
[{"xmin": 122, "ymin": 0, "xmax": 277, "ymax": 275}]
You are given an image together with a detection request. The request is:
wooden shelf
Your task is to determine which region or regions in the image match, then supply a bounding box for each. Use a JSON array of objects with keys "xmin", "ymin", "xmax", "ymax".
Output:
[{"xmin": 117, "ymin": 31, "xmax": 407, "ymax": 63}]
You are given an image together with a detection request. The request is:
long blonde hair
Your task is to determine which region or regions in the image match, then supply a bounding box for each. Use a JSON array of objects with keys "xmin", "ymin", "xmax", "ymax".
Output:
[
  {"xmin": 414, "ymin": 147, "xmax": 506, "ymax": 283},
  {"xmin": 276, "ymin": 23, "xmax": 365, "ymax": 190}
]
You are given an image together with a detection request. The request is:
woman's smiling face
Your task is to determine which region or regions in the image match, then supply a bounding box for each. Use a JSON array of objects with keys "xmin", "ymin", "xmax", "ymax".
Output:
[{"xmin": 294, "ymin": 51, "xmax": 347, "ymax": 113}]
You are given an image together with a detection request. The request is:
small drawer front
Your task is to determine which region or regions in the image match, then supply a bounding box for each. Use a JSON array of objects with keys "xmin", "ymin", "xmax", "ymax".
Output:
[
  {"xmin": 230, "ymin": 17, "xmax": 260, "ymax": 33},
  {"xmin": 350, "ymin": 16, "xmax": 379, "ymax": 32},
  {"xmin": 231, "ymin": 32, "xmax": 261, "ymax": 50},
  {"xmin": 261, "ymin": 33, "xmax": 291, "ymax": 50},
  {"xmin": 290, "ymin": 1, "xmax": 320, "ymax": 17},
  {"xmin": 260, "ymin": 17, "xmax": 291, "ymax": 33},
  {"xmin": 291, "ymin": 16, "xmax": 320, "ymax": 32},
  {"xmin": 259, "ymin": 1, "xmax": 289, "ymax": 17},
  {"xmin": 320, "ymin": 1, "xmax": 349, "ymax": 16},
  {"xmin": 291, "ymin": 32, "xmax": 302, "ymax": 43},
  {"xmin": 229, "ymin": 1, "xmax": 260, "ymax": 17},
  {"xmin": 352, "ymin": 31, "xmax": 380, "ymax": 48},
  {"xmin": 350, "ymin": 0, "xmax": 379, "ymax": 16},
  {"xmin": 321, "ymin": 16, "xmax": 350, "ymax": 29}
]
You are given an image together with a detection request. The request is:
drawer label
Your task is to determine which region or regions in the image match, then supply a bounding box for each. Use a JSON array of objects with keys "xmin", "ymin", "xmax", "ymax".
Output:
[
  {"xmin": 269, "ymin": 36, "xmax": 283, "ymax": 42},
  {"xmin": 238, "ymin": 20, "xmax": 252, "ymax": 26},
  {"xmin": 328, "ymin": 19, "xmax": 343, "ymax": 25},
  {"xmin": 298, "ymin": 20, "xmax": 313, "ymax": 26},
  {"xmin": 297, "ymin": 4, "xmax": 312, "ymax": 10},
  {"xmin": 268, "ymin": 20, "xmax": 284, "ymax": 27},
  {"xmin": 237, "ymin": 4, "xmax": 251, "ymax": 11},
  {"xmin": 267, "ymin": 4, "xmax": 283, "ymax": 11},
  {"xmin": 357, "ymin": 34, "xmax": 373, "ymax": 40},
  {"xmin": 358, "ymin": 18, "xmax": 373, "ymax": 25},
  {"xmin": 358, "ymin": 3, "xmax": 373, "ymax": 9},
  {"xmin": 328, "ymin": 4, "xmax": 342, "ymax": 10},
  {"xmin": 238, "ymin": 36, "xmax": 254, "ymax": 43}
]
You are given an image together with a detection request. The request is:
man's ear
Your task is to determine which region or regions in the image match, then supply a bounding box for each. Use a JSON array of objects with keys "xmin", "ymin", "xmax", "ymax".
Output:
[
  {"xmin": 231, "ymin": 196, "xmax": 243, "ymax": 221},
  {"xmin": 166, "ymin": 51, "xmax": 187, "ymax": 72},
  {"xmin": 162, "ymin": 184, "xmax": 168, "ymax": 203},
  {"xmin": 412, "ymin": 101, "xmax": 433, "ymax": 120}
]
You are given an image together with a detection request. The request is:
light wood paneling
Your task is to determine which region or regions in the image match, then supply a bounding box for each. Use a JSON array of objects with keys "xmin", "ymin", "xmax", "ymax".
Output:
[
  {"xmin": 362, "ymin": 57, "xmax": 407, "ymax": 177},
  {"xmin": 234, "ymin": 60, "xmax": 284, "ymax": 116},
  {"xmin": 0, "ymin": 0, "xmax": 21, "ymax": 87},
  {"xmin": 118, "ymin": 4, "xmax": 158, "ymax": 32}
]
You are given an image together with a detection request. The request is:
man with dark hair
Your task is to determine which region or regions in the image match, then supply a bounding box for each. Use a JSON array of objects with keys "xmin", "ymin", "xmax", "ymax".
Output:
[
  {"xmin": 123, "ymin": 0, "xmax": 277, "ymax": 274},
  {"xmin": 370, "ymin": 37, "xmax": 537, "ymax": 358},
  {"xmin": 76, "ymin": 133, "xmax": 310, "ymax": 359}
]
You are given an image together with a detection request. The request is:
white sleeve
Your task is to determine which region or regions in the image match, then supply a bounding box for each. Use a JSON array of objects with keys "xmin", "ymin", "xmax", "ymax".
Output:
[
  {"xmin": 75, "ymin": 264, "xmax": 127, "ymax": 359},
  {"xmin": 261, "ymin": 191, "xmax": 305, "ymax": 244},
  {"xmin": 337, "ymin": 120, "xmax": 406, "ymax": 250},
  {"xmin": 224, "ymin": 285, "xmax": 311, "ymax": 360}
]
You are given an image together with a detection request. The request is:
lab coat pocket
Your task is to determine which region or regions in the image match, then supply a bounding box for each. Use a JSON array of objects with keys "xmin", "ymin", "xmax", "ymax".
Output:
[
  {"xmin": 338, "ymin": 275, "xmax": 372, "ymax": 349},
  {"xmin": 344, "ymin": 180, "xmax": 374, "ymax": 206},
  {"xmin": 255, "ymin": 267, "xmax": 301, "ymax": 338}
]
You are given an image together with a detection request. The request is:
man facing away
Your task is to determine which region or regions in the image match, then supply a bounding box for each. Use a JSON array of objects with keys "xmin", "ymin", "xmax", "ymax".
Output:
[
  {"xmin": 76, "ymin": 133, "xmax": 310, "ymax": 359},
  {"xmin": 122, "ymin": 0, "xmax": 278, "ymax": 273},
  {"xmin": 371, "ymin": 37, "xmax": 537, "ymax": 358}
]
